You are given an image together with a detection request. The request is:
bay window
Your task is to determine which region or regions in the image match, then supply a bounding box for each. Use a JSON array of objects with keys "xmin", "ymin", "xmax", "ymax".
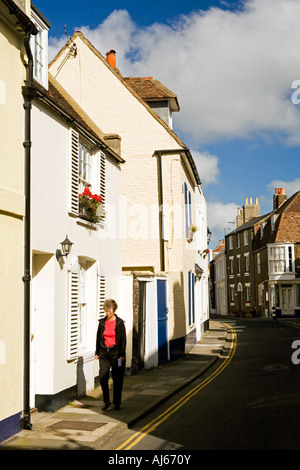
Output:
[{"xmin": 268, "ymin": 244, "xmax": 294, "ymax": 274}]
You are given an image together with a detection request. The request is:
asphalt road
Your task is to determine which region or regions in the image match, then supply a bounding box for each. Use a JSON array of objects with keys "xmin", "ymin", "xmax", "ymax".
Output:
[{"xmin": 102, "ymin": 318, "xmax": 300, "ymax": 451}]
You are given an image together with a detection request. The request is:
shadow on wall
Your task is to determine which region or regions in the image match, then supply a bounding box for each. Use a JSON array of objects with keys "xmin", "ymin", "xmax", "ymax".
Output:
[
  {"xmin": 77, "ymin": 356, "xmax": 86, "ymax": 398},
  {"xmin": 170, "ymin": 271, "xmax": 188, "ymax": 361}
]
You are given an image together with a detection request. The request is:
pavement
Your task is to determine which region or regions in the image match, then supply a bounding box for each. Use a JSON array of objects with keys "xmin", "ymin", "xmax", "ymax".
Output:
[{"xmin": 0, "ymin": 319, "xmax": 230, "ymax": 451}]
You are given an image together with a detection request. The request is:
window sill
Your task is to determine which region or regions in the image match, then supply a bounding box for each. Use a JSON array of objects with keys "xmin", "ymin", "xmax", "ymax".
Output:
[
  {"xmin": 76, "ymin": 217, "xmax": 98, "ymax": 230},
  {"xmin": 68, "ymin": 211, "xmax": 105, "ymax": 230}
]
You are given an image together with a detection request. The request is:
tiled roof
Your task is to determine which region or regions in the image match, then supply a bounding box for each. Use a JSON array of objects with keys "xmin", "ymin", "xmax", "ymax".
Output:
[
  {"xmin": 34, "ymin": 75, "xmax": 124, "ymax": 163},
  {"xmin": 227, "ymin": 215, "xmax": 267, "ymax": 236},
  {"xmin": 123, "ymin": 77, "xmax": 180, "ymax": 111},
  {"xmin": 252, "ymin": 190, "xmax": 300, "ymax": 250},
  {"xmin": 275, "ymin": 212, "xmax": 300, "ymax": 242},
  {"xmin": 274, "ymin": 191, "xmax": 300, "ymax": 242},
  {"xmin": 49, "ymin": 32, "xmax": 202, "ymax": 185}
]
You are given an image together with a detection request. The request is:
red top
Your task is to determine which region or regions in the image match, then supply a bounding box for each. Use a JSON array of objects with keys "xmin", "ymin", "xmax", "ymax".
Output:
[{"xmin": 104, "ymin": 318, "xmax": 116, "ymax": 347}]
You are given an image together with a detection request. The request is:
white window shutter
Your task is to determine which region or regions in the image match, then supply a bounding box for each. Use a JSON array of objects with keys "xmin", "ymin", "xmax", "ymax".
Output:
[
  {"xmin": 99, "ymin": 151, "xmax": 106, "ymax": 218},
  {"xmin": 97, "ymin": 262, "xmax": 106, "ymax": 319},
  {"xmin": 67, "ymin": 260, "xmax": 79, "ymax": 360},
  {"xmin": 69, "ymin": 129, "xmax": 79, "ymax": 215}
]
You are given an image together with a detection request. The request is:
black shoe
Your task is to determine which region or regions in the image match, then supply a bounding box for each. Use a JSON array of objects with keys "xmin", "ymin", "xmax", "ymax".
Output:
[
  {"xmin": 114, "ymin": 404, "xmax": 121, "ymax": 410},
  {"xmin": 102, "ymin": 401, "xmax": 111, "ymax": 410}
]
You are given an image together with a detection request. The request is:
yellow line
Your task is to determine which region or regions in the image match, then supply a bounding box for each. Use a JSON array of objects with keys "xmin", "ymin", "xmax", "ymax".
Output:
[
  {"xmin": 278, "ymin": 320, "xmax": 300, "ymax": 330},
  {"xmin": 116, "ymin": 323, "xmax": 237, "ymax": 450}
]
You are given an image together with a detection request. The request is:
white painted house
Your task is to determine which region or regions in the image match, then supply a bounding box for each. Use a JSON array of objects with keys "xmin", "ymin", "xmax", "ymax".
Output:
[
  {"xmin": 30, "ymin": 73, "xmax": 124, "ymax": 411},
  {"xmin": 49, "ymin": 32, "xmax": 209, "ymax": 372}
]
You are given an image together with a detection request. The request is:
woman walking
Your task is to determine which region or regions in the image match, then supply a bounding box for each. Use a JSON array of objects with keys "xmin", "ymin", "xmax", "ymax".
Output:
[{"xmin": 95, "ymin": 299, "xmax": 126, "ymax": 410}]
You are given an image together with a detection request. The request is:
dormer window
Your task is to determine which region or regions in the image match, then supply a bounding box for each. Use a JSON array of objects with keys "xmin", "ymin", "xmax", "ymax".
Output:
[
  {"xmin": 30, "ymin": 7, "xmax": 49, "ymax": 89},
  {"xmin": 260, "ymin": 222, "xmax": 266, "ymax": 239},
  {"xmin": 271, "ymin": 215, "xmax": 275, "ymax": 232}
]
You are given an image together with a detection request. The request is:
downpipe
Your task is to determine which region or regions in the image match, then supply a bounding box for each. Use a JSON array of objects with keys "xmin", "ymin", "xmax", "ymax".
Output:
[{"xmin": 21, "ymin": 28, "xmax": 37, "ymax": 431}]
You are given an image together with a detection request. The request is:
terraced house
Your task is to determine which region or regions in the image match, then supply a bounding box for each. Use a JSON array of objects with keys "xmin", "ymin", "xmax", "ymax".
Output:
[
  {"xmin": 225, "ymin": 188, "xmax": 300, "ymax": 318},
  {"xmin": 225, "ymin": 196, "xmax": 267, "ymax": 316},
  {"xmin": 0, "ymin": 0, "xmax": 38, "ymax": 442},
  {"xmin": 49, "ymin": 32, "xmax": 209, "ymax": 372},
  {"xmin": 253, "ymin": 189, "xmax": 300, "ymax": 318}
]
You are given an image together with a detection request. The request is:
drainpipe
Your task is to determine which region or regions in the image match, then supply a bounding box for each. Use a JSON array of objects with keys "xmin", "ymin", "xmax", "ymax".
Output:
[
  {"xmin": 21, "ymin": 26, "xmax": 37, "ymax": 431},
  {"xmin": 154, "ymin": 148, "xmax": 201, "ymax": 273},
  {"xmin": 156, "ymin": 152, "xmax": 165, "ymax": 272}
]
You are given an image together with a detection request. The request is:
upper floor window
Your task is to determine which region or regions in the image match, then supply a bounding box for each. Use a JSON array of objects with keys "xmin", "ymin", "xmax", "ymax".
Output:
[
  {"xmin": 257, "ymin": 253, "xmax": 261, "ymax": 274},
  {"xmin": 69, "ymin": 129, "xmax": 105, "ymax": 224},
  {"xmin": 260, "ymin": 222, "xmax": 266, "ymax": 239},
  {"xmin": 229, "ymin": 256, "xmax": 234, "ymax": 276},
  {"xmin": 268, "ymin": 244, "xmax": 294, "ymax": 274},
  {"xmin": 271, "ymin": 215, "xmax": 276, "ymax": 232},
  {"xmin": 237, "ymin": 255, "xmax": 241, "ymax": 275},
  {"xmin": 228, "ymin": 236, "xmax": 233, "ymax": 250},
  {"xmin": 244, "ymin": 253, "xmax": 250, "ymax": 273},
  {"xmin": 31, "ymin": 9, "xmax": 49, "ymax": 89},
  {"xmin": 184, "ymin": 182, "xmax": 193, "ymax": 241},
  {"xmin": 244, "ymin": 230, "xmax": 249, "ymax": 245},
  {"xmin": 79, "ymin": 141, "xmax": 92, "ymax": 191}
]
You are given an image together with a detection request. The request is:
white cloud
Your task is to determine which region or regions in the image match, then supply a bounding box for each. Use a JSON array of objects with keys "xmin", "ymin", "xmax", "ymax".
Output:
[
  {"xmin": 192, "ymin": 150, "xmax": 220, "ymax": 185},
  {"xmin": 207, "ymin": 201, "xmax": 238, "ymax": 231},
  {"xmin": 47, "ymin": 0, "xmax": 300, "ymax": 147},
  {"xmin": 267, "ymin": 178, "xmax": 300, "ymax": 197},
  {"xmin": 207, "ymin": 200, "xmax": 238, "ymax": 246}
]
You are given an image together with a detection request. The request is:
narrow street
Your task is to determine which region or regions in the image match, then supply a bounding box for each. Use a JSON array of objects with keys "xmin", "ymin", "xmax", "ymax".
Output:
[{"xmin": 101, "ymin": 318, "xmax": 300, "ymax": 450}]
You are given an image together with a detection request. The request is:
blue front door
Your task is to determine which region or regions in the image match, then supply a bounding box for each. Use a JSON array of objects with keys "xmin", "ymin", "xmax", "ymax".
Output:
[{"xmin": 157, "ymin": 279, "xmax": 168, "ymax": 364}]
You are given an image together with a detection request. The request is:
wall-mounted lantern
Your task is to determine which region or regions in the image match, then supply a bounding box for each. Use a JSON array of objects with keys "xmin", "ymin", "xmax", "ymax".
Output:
[{"xmin": 56, "ymin": 235, "xmax": 73, "ymax": 261}]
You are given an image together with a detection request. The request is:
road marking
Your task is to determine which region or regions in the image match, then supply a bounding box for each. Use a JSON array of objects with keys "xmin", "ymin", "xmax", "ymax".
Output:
[
  {"xmin": 116, "ymin": 323, "xmax": 237, "ymax": 450},
  {"xmin": 278, "ymin": 320, "xmax": 300, "ymax": 330}
]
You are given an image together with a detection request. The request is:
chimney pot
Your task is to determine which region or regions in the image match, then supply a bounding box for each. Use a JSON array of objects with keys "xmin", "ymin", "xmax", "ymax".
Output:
[{"xmin": 106, "ymin": 49, "xmax": 116, "ymax": 68}]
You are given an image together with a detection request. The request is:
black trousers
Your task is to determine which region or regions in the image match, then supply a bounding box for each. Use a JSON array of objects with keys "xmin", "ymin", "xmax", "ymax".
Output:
[{"xmin": 99, "ymin": 349, "xmax": 125, "ymax": 405}]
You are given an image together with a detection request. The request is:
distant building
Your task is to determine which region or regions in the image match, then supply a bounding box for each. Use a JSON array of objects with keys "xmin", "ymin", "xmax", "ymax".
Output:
[
  {"xmin": 253, "ymin": 188, "xmax": 300, "ymax": 318},
  {"xmin": 210, "ymin": 240, "xmax": 228, "ymax": 316},
  {"xmin": 225, "ymin": 188, "xmax": 300, "ymax": 318},
  {"xmin": 225, "ymin": 197, "xmax": 267, "ymax": 316}
]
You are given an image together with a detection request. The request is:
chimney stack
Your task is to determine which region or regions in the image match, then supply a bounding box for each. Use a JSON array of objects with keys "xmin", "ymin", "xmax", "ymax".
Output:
[
  {"xmin": 273, "ymin": 188, "xmax": 287, "ymax": 210},
  {"xmin": 106, "ymin": 50, "xmax": 116, "ymax": 68},
  {"xmin": 237, "ymin": 196, "xmax": 260, "ymax": 227}
]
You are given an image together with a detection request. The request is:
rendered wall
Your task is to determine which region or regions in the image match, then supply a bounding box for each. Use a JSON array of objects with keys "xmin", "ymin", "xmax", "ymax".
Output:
[{"xmin": 0, "ymin": 17, "xmax": 26, "ymax": 436}]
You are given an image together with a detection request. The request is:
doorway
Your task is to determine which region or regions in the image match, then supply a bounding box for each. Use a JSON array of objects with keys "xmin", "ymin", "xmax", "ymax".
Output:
[
  {"xmin": 138, "ymin": 281, "xmax": 146, "ymax": 370},
  {"xmin": 157, "ymin": 279, "xmax": 169, "ymax": 365},
  {"xmin": 282, "ymin": 287, "xmax": 293, "ymax": 316}
]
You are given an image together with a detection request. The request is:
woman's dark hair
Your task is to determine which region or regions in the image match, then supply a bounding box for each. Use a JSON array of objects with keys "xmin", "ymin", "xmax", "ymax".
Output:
[{"xmin": 103, "ymin": 298, "xmax": 118, "ymax": 312}]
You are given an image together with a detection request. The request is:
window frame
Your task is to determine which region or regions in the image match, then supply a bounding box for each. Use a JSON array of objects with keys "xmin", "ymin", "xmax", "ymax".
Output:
[
  {"xmin": 30, "ymin": 10, "xmax": 49, "ymax": 89},
  {"xmin": 69, "ymin": 128, "xmax": 106, "ymax": 224},
  {"xmin": 268, "ymin": 244, "xmax": 295, "ymax": 275}
]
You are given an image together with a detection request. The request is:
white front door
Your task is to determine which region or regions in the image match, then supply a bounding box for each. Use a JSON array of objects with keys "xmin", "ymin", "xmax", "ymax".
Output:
[{"xmin": 282, "ymin": 287, "xmax": 294, "ymax": 316}]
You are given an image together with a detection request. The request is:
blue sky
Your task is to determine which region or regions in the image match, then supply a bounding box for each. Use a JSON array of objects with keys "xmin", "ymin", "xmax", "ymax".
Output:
[{"xmin": 34, "ymin": 0, "xmax": 300, "ymax": 246}]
